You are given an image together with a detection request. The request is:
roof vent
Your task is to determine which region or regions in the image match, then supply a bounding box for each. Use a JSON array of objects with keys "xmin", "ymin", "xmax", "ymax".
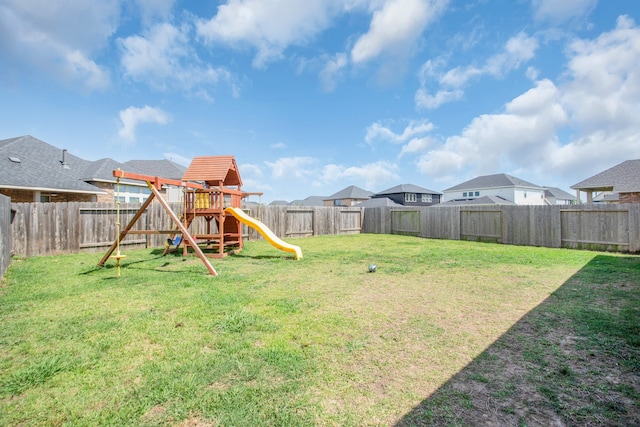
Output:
[
  {"xmin": 60, "ymin": 149, "xmax": 70, "ymax": 169},
  {"xmin": 9, "ymin": 156, "xmax": 21, "ymax": 163}
]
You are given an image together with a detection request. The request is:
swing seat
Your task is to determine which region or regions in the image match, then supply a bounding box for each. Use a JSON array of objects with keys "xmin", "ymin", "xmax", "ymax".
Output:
[{"xmin": 166, "ymin": 236, "xmax": 182, "ymax": 246}]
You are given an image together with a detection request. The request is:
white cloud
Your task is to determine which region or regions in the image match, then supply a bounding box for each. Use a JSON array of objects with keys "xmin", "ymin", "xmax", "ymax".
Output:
[
  {"xmin": 532, "ymin": 0, "xmax": 597, "ymax": 24},
  {"xmin": 552, "ymin": 15, "xmax": 640, "ymax": 173},
  {"xmin": 163, "ymin": 152, "xmax": 191, "ymax": 166},
  {"xmin": 118, "ymin": 105, "xmax": 171, "ymax": 143},
  {"xmin": 265, "ymin": 156, "xmax": 317, "ymax": 179},
  {"xmin": 417, "ymin": 16, "xmax": 640, "ymax": 187},
  {"xmin": 561, "ymin": 15, "xmax": 640, "ymax": 132},
  {"xmin": 365, "ymin": 119, "xmax": 434, "ymax": 145},
  {"xmin": 416, "ymin": 32, "xmax": 539, "ymax": 109},
  {"xmin": 270, "ymin": 142, "xmax": 287, "ymax": 150},
  {"xmin": 135, "ymin": 0, "xmax": 175, "ymax": 24},
  {"xmin": 240, "ymin": 163, "xmax": 264, "ymax": 177},
  {"xmin": 320, "ymin": 53, "xmax": 348, "ymax": 92},
  {"xmin": 196, "ymin": 0, "xmax": 340, "ymax": 68},
  {"xmin": 351, "ymin": 0, "xmax": 448, "ymax": 64},
  {"xmin": 399, "ymin": 136, "xmax": 435, "ymax": 157},
  {"xmin": 119, "ymin": 22, "xmax": 236, "ymax": 96},
  {"xmin": 417, "ymin": 79, "xmax": 568, "ymax": 178},
  {"xmin": 0, "ymin": 0, "xmax": 117, "ymax": 89},
  {"xmin": 241, "ymin": 177, "xmax": 273, "ymax": 194},
  {"xmin": 319, "ymin": 161, "xmax": 400, "ymax": 190},
  {"xmin": 414, "ymin": 88, "xmax": 463, "ymax": 109}
]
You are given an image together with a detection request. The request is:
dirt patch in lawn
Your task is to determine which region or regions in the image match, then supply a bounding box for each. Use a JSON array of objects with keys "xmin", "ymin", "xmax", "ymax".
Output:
[{"xmin": 395, "ymin": 255, "xmax": 640, "ymax": 426}]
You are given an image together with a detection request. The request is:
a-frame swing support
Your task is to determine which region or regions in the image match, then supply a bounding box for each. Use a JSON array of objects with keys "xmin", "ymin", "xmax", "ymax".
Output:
[{"xmin": 98, "ymin": 170, "xmax": 218, "ymax": 276}]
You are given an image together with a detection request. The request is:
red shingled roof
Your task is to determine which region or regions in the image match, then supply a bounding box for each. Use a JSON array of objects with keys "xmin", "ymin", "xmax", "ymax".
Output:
[{"xmin": 182, "ymin": 156, "xmax": 242, "ymax": 187}]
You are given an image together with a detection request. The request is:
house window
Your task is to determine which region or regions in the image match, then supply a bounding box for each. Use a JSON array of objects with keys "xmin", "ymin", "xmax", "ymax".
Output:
[
  {"xmin": 421, "ymin": 194, "xmax": 432, "ymax": 203},
  {"xmin": 463, "ymin": 192, "xmax": 468, "ymax": 197},
  {"xmin": 475, "ymin": 191, "xmax": 480, "ymax": 196},
  {"xmin": 40, "ymin": 194, "xmax": 51, "ymax": 202},
  {"xmin": 405, "ymin": 193, "xmax": 417, "ymax": 203},
  {"xmin": 334, "ymin": 199, "xmax": 341, "ymax": 206},
  {"xmin": 114, "ymin": 184, "xmax": 150, "ymax": 203}
]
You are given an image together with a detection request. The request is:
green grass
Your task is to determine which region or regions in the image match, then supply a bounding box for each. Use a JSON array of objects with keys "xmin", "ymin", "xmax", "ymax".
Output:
[{"xmin": 0, "ymin": 234, "xmax": 638, "ymax": 426}]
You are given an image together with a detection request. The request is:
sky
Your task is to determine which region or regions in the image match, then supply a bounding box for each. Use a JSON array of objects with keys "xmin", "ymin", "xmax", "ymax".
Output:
[{"xmin": 1, "ymin": 0, "xmax": 639, "ymax": 203}]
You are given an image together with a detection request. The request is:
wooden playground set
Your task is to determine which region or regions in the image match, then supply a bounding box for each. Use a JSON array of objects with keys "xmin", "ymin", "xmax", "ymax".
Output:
[{"xmin": 98, "ymin": 156, "xmax": 302, "ymax": 276}]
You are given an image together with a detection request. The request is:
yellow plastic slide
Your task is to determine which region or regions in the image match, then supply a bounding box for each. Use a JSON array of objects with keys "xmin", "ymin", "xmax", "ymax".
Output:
[{"xmin": 224, "ymin": 207, "xmax": 303, "ymax": 260}]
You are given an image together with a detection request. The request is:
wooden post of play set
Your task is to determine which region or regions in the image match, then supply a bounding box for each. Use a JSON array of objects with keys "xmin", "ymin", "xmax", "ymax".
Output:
[
  {"xmin": 98, "ymin": 156, "xmax": 250, "ymax": 276},
  {"xmin": 98, "ymin": 169, "xmax": 218, "ymax": 276}
]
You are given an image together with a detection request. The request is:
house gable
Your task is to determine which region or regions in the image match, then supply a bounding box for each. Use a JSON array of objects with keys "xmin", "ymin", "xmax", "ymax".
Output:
[
  {"xmin": 0, "ymin": 135, "xmax": 106, "ymax": 202},
  {"xmin": 442, "ymin": 173, "xmax": 546, "ymax": 205},
  {"xmin": 571, "ymin": 159, "xmax": 640, "ymax": 203},
  {"xmin": 373, "ymin": 183, "xmax": 442, "ymax": 206},
  {"xmin": 0, "ymin": 135, "xmax": 193, "ymax": 203},
  {"xmin": 323, "ymin": 185, "xmax": 373, "ymax": 206}
]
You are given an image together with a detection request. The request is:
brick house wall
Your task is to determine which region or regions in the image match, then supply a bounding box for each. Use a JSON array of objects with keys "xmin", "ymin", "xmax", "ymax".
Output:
[
  {"xmin": 0, "ymin": 188, "xmax": 95, "ymax": 203},
  {"xmin": 91, "ymin": 182, "xmax": 115, "ymax": 203},
  {"xmin": 620, "ymin": 192, "xmax": 640, "ymax": 203}
]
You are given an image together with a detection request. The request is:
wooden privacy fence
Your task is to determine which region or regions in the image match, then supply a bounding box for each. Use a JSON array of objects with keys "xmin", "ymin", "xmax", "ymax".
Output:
[
  {"xmin": 362, "ymin": 204, "xmax": 640, "ymax": 253},
  {"xmin": 8, "ymin": 202, "xmax": 640, "ymax": 259},
  {"xmin": 0, "ymin": 195, "xmax": 11, "ymax": 280},
  {"xmin": 10, "ymin": 202, "xmax": 364, "ymax": 258}
]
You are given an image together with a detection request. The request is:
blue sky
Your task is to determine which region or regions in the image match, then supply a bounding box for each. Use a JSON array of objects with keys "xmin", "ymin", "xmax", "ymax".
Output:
[{"xmin": 1, "ymin": 0, "xmax": 639, "ymax": 203}]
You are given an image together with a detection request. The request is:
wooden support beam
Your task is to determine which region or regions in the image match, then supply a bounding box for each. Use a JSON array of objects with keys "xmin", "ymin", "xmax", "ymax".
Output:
[
  {"xmin": 112, "ymin": 169, "xmax": 202, "ymax": 190},
  {"xmin": 145, "ymin": 182, "xmax": 218, "ymax": 276},
  {"xmin": 98, "ymin": 192, "xmax": 156, "ymax": 267},
  {"xmin": 98, "ymin": 177, "xmax": 218, "ymax": 276}
]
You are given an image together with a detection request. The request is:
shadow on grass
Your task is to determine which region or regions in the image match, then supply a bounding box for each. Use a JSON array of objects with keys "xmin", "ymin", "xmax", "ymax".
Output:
[
  {"xmin": 82, "ymin": 252, "xmax": 182, "ymax": 276},
  {"xmin": 395, "ymin": 254, "xmax": 640, "ymax": 426},
  {"xmin": 152, "ymin": 247, "xmax": 287, "ymax": 260}
]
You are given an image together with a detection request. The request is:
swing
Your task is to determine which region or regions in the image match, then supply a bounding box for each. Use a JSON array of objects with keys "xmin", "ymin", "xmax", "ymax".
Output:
[{"xmin": 110, "ymin": 176, "xmax": 126, "ymax": 276}]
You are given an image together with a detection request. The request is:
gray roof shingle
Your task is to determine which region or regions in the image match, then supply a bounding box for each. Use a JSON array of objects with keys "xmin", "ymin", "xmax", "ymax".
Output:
[
  {"xmin": 436, "ymin": 195, "xmax": 516, "ymax": 206},
  {"xmin": 544, "ymin": 186, "xmax": 576, "ymax": 200},
  {"xmin": 444, "ymin": 173, "xmax": 542, "ymax": 192},
  {"xmin": 325, "ymin": 185, "xmax": 373, "ymax": 200},
  {"xmin": 290, "ymin": 196, "xmax": 326, "ymax": 206},
  {"xmin": 81, "ymin": 158, "xmax": 135, "ymax": 182},
  {"xmin": 0, "ymin": 135, "xmax": 105, "ymax": 194},
  {"xmin": 571, "ymin": 159, "xmax": 640, "ymax": 193},
  {"xmin": 124, "ymin": 159, "xmax": 187, "ymax": 180},
  {"xmin": 0, "ymin": 135, "xmax": 189, "ymax": 194},
  {"xmin": 355, "ymin": 197, "xmax": 402, "ymax": 207},
  {"xmin": 374, "ymin": 183, "xmax": 442, "ymax": 196}
]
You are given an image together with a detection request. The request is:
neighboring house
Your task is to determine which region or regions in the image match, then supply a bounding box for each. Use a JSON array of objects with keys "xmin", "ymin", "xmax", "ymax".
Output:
[
  {"xmin": 124, "ymin": 159, "xmax": 187, "ymax": 203},
  {"xmin": 269, "ymin": 200, "xmax": 290, "ymax": 206},
  {"xmin": 544, "ymin": 186, "xmax": 577, "ymax": 205},
  {"xmin": 290, "ymin": 196, "xmax": 326, "ymax": 207},
  {"xmin": 372, "ymin": 184, "xmax": 442, "ymax": 206},
  {"xmin": 437, "ymin": 195, "xmax": 516, "ymax": 206},
  {"xmin": 0, "ymin": 135, "xmax": 188, "ymax": 204},
  {"xmin": 354, "ymin": 197, "xmax": 402, "ymax": 208},
  {"xmin": 124, "ymin": 159, "xmax": 186, "ymax": 180},
  {"xmin": 0, "ymin": 135, "xmax": 107, "ymax": 202},
  {"xmin": 571, "ymin": 159, "xmax": 640, "ymax": 204},
  {"xmin": 323, "ymin": 185, "xmax": 373, "ymax": 206},
  {"xmin": 593, "ymin": 192, "xmax": 620, "ymax": 203},
  {"xmin": 442, "ymin": 173, "xmax": 547, "ymax": 205}
]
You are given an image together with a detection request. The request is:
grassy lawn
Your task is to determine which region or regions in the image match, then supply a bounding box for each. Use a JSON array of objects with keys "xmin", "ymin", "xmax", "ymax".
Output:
[{"xmin": 0, "ymin": 234, "xmax": 638, "ymax": 426}]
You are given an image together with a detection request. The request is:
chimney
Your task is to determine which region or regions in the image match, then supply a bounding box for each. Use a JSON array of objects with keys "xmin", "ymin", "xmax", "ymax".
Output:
[{"xmin": 61, "ymin": 149, "xmax": 70, "ymax": 169}]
